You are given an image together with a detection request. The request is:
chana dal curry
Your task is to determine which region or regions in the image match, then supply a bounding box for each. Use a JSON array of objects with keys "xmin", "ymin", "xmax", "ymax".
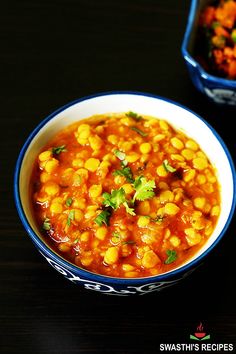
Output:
[{"xmin": 31, "ymin": 112, "xmax": 220, "ymax": 278}]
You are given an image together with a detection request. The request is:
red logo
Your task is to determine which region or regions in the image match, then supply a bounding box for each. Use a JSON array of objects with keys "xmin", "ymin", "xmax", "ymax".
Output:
[{"xmin": 190, "ymin": 322, "xmax": 210, "ymax": 341}]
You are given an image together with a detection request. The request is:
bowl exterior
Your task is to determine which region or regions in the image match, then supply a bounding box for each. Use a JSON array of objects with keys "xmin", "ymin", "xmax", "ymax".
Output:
[
  {"xmin": 183, "ymin": 56, "xmax": 236, "ymax": 105},
  {"xmin": 33, "ymin": 237, "xmax": 195, "ymax": 296},
  {"xmin": 182, "ymin": 0, "xmax": 236, "ymax": 105}
]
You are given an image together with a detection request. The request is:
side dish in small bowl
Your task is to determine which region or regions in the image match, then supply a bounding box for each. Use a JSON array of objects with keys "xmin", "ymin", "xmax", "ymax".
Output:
[
  {"xmin": 182, "ymin": 0, "xmax": 236, "ymax": 105},
  {"xmin": 14, "ymin": 92, "xmax": 236, "ymax": 295}
]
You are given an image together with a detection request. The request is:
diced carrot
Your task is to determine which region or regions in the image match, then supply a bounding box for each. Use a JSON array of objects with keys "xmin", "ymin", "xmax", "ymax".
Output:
[
  {"xmin": 212, "ymin": 35, "xmax": 226, "ymax": 48},
  {"xmin": 213, "ymin": 49, "xmax": 224, "ymax": 64},
  {"xmin": 233, "ymin": 45, "xmax": 236, "ymax": 58},
  {"xmin": 223, "ymin": 47, "xmax": 234, "ymax": 59},
  {"xmin": 215, "ymin": 1, "xmax": 236, "ymax": 29},
  {"xmin": 228, "ymin": 60, "xmax": 236, "ymax": 78},
  {"xmin": 200, "ymin": 6, "xmax": 215, "ymax": 26},
  {"xmin": 214, "ymin": 26, "xmax": 230, "ymax": 38}
]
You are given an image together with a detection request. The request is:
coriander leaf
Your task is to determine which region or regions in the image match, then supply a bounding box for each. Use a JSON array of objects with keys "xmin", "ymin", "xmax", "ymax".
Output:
[
  {"xmin": 122, "ymin": 240, "xmax": 136, "ymax": 245},
  {"xmin": 67, "ymin": 210, "xmax": 75, "ymax": 226},
  {"xmin": 130, "ymin": 126, "xmax": 147, "ymax": 137},
  {"xmin": 52, "ymin": 145, "xmax": 67, "ymax": 155},
  {"xmin": 112, "ymin": 231, "xmax": 121, "ymax": 238},
  {"xmin": 113, "ymin": 149, "xmax": 128, "ymax": 168},
  {"xmin": 114, "ymin": 149, "xmax": 126, "ymax": 161},
  {"xmin": 113, "ymin": 166, "xmax": 134, "ymax": 183},
  {"xmin": 111, "ymin": 231, "xmax": 121, "ymax": 244},
  {"xmin": 164, "ymin": 250, "xmax": 177, "ymax": 264},
  {"xmin": 163, "ymin": 159, "xmax": 176, "ymax": 173},
  {"xmin": 65, "ymin": 197, "xmax": 73, "ymax": 207},
  {"xmin": 42, "ymin": 218, "xmax": 51, "ymax": 231},
  {"xmin": 94, "ymin": 210, "xmax": 111, "ymax": 226},
  {"xmin": 103, "ymin": 188, "xmax": 126, "ymax": 210},
  {"xmin": 133, "ymin": 176, "xmax": 156, "ymax": 202},
  {"xmin": 121, "ymin": 160, "xmax": 128, "ymax": 167},
  {"xmin": 126, "ymin": 111, "xmax": 143, "ymax": 121},
  {"xmin": 123, "ymin": 201, "xmax": 136, "ymax": 216},
  {"xmin": 102, "ymin": 188, "xmax": 136, "ymax": 216}
]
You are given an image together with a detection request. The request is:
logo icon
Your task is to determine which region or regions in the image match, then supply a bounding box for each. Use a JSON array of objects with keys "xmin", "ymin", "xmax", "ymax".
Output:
[{"xmin": 190, "ymin": 322, "xmax": 210, "ymax": 341}]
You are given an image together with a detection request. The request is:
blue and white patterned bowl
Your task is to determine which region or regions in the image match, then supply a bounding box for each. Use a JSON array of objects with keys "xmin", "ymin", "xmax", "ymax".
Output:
[
  {"xmin": 182, "ymin": 0, "xmax": 236, "ymax": 105},
  {"xmin": 14, "ymin": 92, "xmax": 236, "ymax": 296}
]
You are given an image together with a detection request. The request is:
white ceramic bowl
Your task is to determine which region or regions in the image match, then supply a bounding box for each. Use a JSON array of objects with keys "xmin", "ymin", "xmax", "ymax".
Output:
[{"xmin": 14, "ymin": 92, "xmax": 236, "ymax": 295}]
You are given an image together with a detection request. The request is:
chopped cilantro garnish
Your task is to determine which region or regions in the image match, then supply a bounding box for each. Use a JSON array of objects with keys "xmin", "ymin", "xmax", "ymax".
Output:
[
  {"xmin": 65, "ymin": 197, "xmax": 73, "ymax": 207},
  {"xmin": 122, "ymin": 240, "xmax": 136, "ymax": 245},
  {"xmin": 114, "ymin": 149, "xmax": 126, "ymax": 161},
  {"xmin": 123, "ymin": 201, "xmax": 135, "ymax": 216},
  {"xmin": 121, "ymin": 160, "xmax": 128, "ymax": 167},
  {"xmin": 52, "ymin": 145, "xmax": 67, "ymax": 155},
  {"xmin": 67, "ymin": 210, "xmax": 75, "ymax": 226},
  {"xmin": 42, "ymin": 218, "xmax": 51, "ymax": 231},
  {"xmin": 112, "ymin": 231, "xmax": 121, "ymax": 238},
  {"xmin": 113, "ymin": 166, "xmax": 134, "ymax": 183},
  {"xmin": 164, "ymin": 250, "xmax": 177, "ymax": 264},
  {"xmin": 94, "ymin": 210, "xmax": 111, "ymax": 226},
  {"xmin": 133, "ymin": 176, "xmax": 156, "ymax": 202},
  {"xmin": 131, "ymin": 127, "xmax": 147, "ymax": 137},
  {"xmin": 111, "ymin": 231, "xmax": 121, "ymax": 244},
  {"xmin": 163, "ymin": 159, "xmax": 176, "ymax": 173},
  {"xmin": 103, "ymin": 188, "xmax": 126, "ymax": 210},
  {"xmin": 102, "ymin": 188, "xmax": 135, "ymax": 216},
  {"xmin": 114, "ymin": 149, "xmax": 129, "ymax": 167},
  {"xmin": 126, "ymin": 111, "xmax": 143, "ymax": 121}
]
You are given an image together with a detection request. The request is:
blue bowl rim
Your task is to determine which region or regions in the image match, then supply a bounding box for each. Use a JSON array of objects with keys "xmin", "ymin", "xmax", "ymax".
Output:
[
  {"xmin": 14, "ymin": 90, "xmax": 236, "ymax": 285},
  {"xmin": 181, "ymin": 0, "xmax": 236, "ymax": 88}
]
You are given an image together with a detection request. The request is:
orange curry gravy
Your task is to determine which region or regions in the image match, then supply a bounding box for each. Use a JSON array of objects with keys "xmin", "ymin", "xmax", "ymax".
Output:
[{"xmin": 31, "ymin": 113, "xmax": 221, "ymax": 278}]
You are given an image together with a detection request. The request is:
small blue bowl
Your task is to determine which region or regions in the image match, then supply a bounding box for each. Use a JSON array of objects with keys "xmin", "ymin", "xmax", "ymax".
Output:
[
  {"xmin": 14, "ymin": 92, "xmax": 236, "ymax": 296},
  {"xmin": 182, "ymin": 0, "xmax": 236, "ymax": 105}
]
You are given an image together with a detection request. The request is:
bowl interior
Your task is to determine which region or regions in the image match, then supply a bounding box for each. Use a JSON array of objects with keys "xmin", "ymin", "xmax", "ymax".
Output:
[{"xmin": 18, "ymin": 93, "xmax": 235, "ymax": 277}]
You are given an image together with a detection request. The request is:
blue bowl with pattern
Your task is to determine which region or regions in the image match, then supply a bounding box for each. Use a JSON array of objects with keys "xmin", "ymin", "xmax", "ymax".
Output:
[
  {"xmin": 182, "ymin": 0, "xmax": 236, "ymax": 105},
  {"xmin": 14, "ymin": 92, "xmax": 236, "ymax": 295}
]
